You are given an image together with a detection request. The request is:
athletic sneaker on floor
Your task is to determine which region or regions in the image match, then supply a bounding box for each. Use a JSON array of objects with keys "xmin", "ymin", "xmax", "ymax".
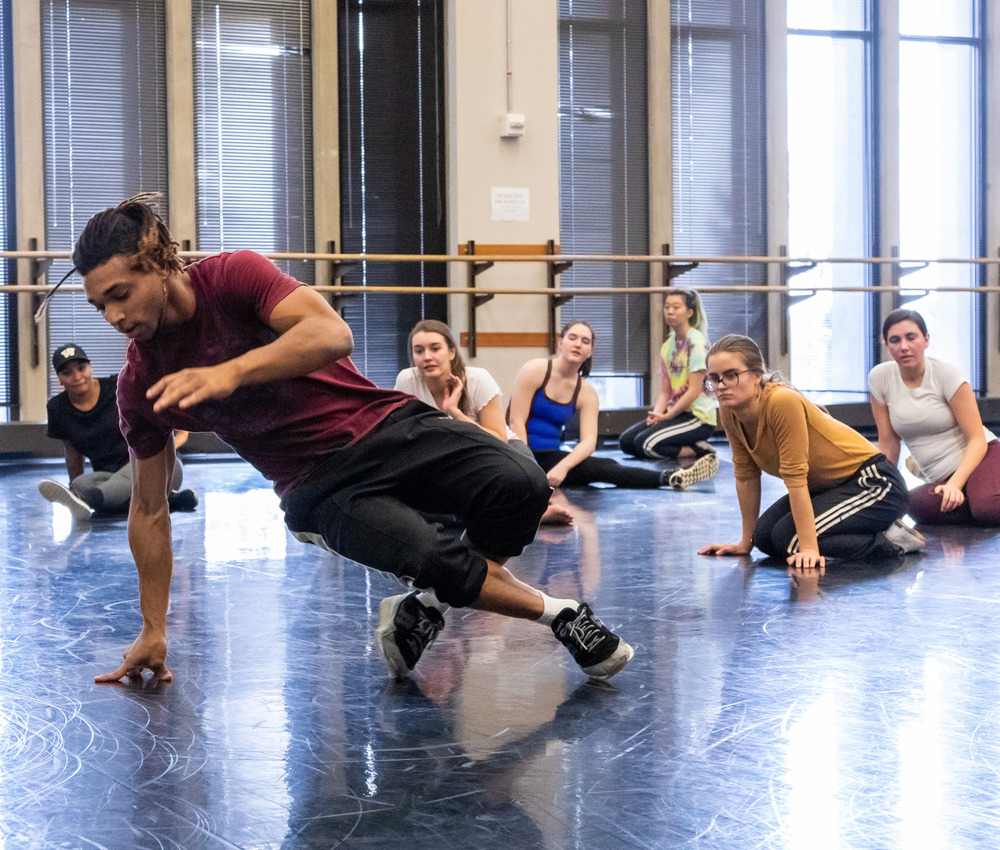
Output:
[
  {"xmin": 551, "ymin": 602, "xmax": 634, "ymax": 681},
  {"xmin": 38, "ymin": 479, "xmax": 93, "ymax": 521},
  {"xmin": 883, "ymin": 518, "xmax": 927, "ymax": 555},
  {"xmin": 376, "ymin": 592, "xmax": 445, "ymax": 679},
  {"xmin": 667, "ymin": 452, "xmax": 720, "ymax": 490},
  {"xmin": 168, "ymin": 489, "xmax": 199, "ymax": 512}
]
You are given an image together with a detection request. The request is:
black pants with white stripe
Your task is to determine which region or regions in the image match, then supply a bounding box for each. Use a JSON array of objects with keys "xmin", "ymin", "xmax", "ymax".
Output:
[
  {"xmin": 618, "ymin": 413, "xmax": 716, "ymax": 459},
  {"xmin": 753, "ymin": 454, "xmax": 909, "ymax": 561}
]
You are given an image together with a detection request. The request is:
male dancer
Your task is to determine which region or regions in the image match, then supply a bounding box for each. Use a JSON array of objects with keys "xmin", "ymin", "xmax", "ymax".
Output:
[{"xmin": 76, "ymin": 195, "xmax": 634, "ymax": 684}]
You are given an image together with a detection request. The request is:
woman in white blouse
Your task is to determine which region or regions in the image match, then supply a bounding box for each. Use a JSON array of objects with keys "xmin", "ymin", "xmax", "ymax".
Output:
[{"xmin": 868, "ymin": 309, "xmax": 1000, "ymax": 526}]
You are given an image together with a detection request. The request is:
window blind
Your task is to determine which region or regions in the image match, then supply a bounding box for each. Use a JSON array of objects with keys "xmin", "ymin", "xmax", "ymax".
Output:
[
  {"xmin": 671, "ymin": 0, "xmax": 768, "ymax": 347},
  {"xmin": 41, "ymin": 0, "xmax": 168, "ymax": 397},
  {"xmin": 558, "ymin": 0, "xmax": 649, "ymax": 379},
  {"xmin": 193, "ymin": 0, "xmax": 315, "ymax": 287},
  {"xmin": 337, "ymin": 0, "xmax": 447, "ymax": 388}
]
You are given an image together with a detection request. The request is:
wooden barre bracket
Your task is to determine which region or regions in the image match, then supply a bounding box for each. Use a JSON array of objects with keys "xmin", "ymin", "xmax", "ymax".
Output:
[{"xmin": 459, "ymin": 332, "xmax": 549, "ymax": 349}]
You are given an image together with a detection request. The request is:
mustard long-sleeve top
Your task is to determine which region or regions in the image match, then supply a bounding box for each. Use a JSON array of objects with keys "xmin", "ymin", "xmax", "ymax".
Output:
[{"xmin": 720, "ymin": 383, "xmax": 878, "ymax": 490}]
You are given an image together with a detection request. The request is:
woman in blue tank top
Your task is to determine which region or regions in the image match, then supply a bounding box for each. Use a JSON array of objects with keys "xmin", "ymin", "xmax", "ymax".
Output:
[{"xmin": 509, "ymin": 321, "xmax": 668, "ymax": 489}]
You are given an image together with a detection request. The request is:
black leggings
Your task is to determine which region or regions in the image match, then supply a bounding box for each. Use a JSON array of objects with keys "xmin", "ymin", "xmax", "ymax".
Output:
[
  {"xmin": 753, "ymin": 454, "xmax": 908, "ymax": 561},
  {"xmin": 532, "ymin": 449, "xmax": 663, "ymax": 489}
]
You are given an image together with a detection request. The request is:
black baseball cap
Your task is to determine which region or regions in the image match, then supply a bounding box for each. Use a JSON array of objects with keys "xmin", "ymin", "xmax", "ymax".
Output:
[{"xmin": 52, "ymin": 344, "xmax": 90, "ymax": 372}]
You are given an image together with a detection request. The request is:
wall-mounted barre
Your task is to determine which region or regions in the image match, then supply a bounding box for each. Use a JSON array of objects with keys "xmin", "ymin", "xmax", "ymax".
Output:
[
  {"xmin": 3, "ymin": 249, "xmax": 1000, "ymax": 264},
  {"xmin": 4, "ymin": 247, "xmax": 998, "ymax": 355}
]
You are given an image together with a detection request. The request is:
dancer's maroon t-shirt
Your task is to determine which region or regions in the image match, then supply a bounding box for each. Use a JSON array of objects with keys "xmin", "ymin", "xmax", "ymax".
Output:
[{"xmin": 116, "ymin": 250, "xmax": 412, "ymax": 497}]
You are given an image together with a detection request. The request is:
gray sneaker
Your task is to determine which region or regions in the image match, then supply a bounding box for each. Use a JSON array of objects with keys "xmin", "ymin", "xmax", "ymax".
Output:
[
  {"xmin": 883, "ymin": 518, "xmax": 927, "ymax": 555},
  {"xmin": 667, "ymin": 452, "xmax": 720, "ymax": 490},
  {"xmin": 38, "ymin": 479, "xmax": 93, "ymax": 521},
  {"xmin": 376, "ymin": 592, "xmax": 445, "ymax": 679}
]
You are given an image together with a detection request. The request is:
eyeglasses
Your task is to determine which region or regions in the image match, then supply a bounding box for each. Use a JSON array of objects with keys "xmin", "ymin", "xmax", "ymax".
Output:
[{"xmin": 704, "ymin": 369, "xmax": 754, "ymax": 393}]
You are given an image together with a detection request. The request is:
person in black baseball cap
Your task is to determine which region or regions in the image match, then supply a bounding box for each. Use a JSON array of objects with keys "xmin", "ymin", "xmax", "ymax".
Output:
[
  {"xmin": 51, "ymin": 343, "xmax": 90, "ymax": 372},
  {"xmin": 39, "ymin": 342, "xmax": 196, "ymax": 521}
]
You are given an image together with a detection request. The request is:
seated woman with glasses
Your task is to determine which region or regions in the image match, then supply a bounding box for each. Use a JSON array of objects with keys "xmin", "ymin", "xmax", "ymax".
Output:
[
  {"xmin": 698, "ymin": 334, "xmax": 924, "ymax": 569},
  {"xmin": 869, "ymin": 308, "xmax": 1000, "ymax": 526},
  {"xmin": 617, "ymin": 288, "xmax": 719, "ymax": 479},
  {"xmin": 509, "ymin": 320, "xmax": 715, "ymax": 490}
]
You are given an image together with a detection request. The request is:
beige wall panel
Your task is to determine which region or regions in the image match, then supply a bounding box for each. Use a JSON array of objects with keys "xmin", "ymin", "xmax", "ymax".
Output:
[{"xmin": 447, "ymin": 0, "xmax": 561, "ymax": 397}]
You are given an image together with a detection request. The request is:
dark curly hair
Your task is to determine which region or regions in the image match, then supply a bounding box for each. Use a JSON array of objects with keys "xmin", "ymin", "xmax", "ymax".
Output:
[{"xmin": 73, "ymin": 193, "xmax": 183, "ymax": 276}]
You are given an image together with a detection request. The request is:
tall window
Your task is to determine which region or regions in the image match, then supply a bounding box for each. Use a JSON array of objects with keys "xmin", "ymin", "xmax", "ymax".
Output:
[
  {"xmin": 782, "ymin": 0, "xmax": 983, "ymax": 392},
  {"xmin": 786, "ymin": 0, "xmax": 873, "ymax": 396},
  {"xmin": 898, "ymin": 0, "xmax": 981, "ymax": 382},
  {"xmin": 41, "ymin": 0, "xmax": 169, "ymax": 396},
  {"xmin": 194, "ymin": 0, "xmax": 315, "ymax": 286},
  {"xmin": 0, "ymin": 0, "xmax": 14, "ymax": 421},
  {"xmin": 337, "ymin": 0, "xmax": 447, "ymax": 388},
  {"xmin": 672, "ymin": 0, "xmax": 768, "ymax": 350},
  {"xmin": 558, "ymin": 0, "xmax": 648, "ymax": 405}
]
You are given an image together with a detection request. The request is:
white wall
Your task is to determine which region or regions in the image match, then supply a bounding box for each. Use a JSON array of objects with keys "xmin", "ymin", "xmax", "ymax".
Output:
[{"xmin": 446, "ymin": 0, "xmax": 561, "ymax": 398}]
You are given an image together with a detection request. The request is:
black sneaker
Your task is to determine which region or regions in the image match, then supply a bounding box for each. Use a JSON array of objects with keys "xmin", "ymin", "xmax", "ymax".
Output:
[
  {"xmin": 551, "ymin": 603, "xmax": 634, "ymax": 681},
  {"xmin": 376, "ymin": 592, "xmax": 445, "ymax": 679},
  {"xmin": 168, "ymin": 489, "xmax": 199, "ymax": 512}
]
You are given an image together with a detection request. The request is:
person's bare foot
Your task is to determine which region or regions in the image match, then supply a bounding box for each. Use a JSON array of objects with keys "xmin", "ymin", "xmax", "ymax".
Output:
[{"xmin": 540, "ymin": 501, "xmax": 574, "ymax": 525}]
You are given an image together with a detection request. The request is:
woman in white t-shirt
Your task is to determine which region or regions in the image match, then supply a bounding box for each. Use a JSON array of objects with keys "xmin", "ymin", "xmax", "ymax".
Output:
[
  {"xmin": 396, "ymin": 320, "xmax": 513, "ymax": 444},
  {"xmin": 395, "ymin": 319, "xmax": 572, "ymax": 524},
  {"xmin": 868, "ymin": 309, "xmax": 1000, "ymax": 526}
]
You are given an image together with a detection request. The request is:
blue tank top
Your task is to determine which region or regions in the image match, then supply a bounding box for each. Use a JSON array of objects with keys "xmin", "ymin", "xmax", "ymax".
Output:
[{"xmin": 525, "ymin": 359, "xmax": 582, "ymax": 451}]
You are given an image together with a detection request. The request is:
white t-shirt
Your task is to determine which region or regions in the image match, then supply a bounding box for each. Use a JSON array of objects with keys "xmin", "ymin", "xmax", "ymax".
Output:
[
  {"xmin": 868, "ymin": 357, "xmax": 995, "ymax": 484},
  {"xmin": 394, "ymin": 365, "xmax": 518, "ymax": 441}
]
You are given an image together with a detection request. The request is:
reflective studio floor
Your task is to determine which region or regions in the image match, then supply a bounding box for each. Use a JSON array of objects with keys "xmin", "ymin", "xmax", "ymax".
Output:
[{"xmin": 3, "ymin": 449, "xmax": 1000, "ymax": 850}]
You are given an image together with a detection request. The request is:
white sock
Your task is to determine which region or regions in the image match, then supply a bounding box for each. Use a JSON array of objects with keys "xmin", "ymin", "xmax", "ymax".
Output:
[
  {"xmin": 537, "ymin": 593, "xmax": 580, "ymax": 626},
  {"xmin": 416, "ymin": 591, "xmax": 450, "ymax": 615}
]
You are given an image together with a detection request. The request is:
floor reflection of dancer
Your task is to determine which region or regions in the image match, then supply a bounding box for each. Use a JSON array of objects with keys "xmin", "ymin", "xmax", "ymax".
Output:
[
  {"xmin": 394, "ymin": 319, "xmax": 572, "ymax": 525},
  {"xmin": 509, "ymin": 321, "xmax": 670, "ymax": 490},
  {"xmin": 698, "ymin": 334, "xmax": 924, "ymax": 570},
  {"xmin": 533, "ymin": 494, "xmax": 601, "ymax": 605},
  {"xmin": 74, "ymin": 194, "xmax": 632, "ymax": 685},
  {"xmin": 40, "ymin": 342, "xmax": 195, "ymax": 521}
]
